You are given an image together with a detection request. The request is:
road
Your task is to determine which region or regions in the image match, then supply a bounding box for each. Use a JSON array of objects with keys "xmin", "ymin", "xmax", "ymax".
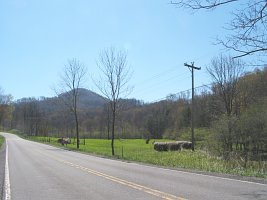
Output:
[{"xmin": 0, "ymin": 132, "xmax": 266, "ymax": 200}]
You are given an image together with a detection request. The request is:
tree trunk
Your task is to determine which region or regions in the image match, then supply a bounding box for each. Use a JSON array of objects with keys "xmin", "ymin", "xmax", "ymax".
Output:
[
  {"xmin": 74, "ymin": 107, "xmax": 79, "ymax": 149},
  {"xmin": 111, "ymin": 103, "xmax": 116, "ymax": 156},
  {"xmin": 107, "ymin": 113, "xmax": 110, "ymax": 140}
]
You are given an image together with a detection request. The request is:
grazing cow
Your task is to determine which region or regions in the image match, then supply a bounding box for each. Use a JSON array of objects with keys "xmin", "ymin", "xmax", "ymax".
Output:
[{"xmin": 57, "ymin": 138, "xmax": 71, "ymax": 146}]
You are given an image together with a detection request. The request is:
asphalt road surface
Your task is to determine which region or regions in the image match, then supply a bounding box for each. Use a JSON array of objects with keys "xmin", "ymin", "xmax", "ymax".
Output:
[{"xmin": 1, "ymin": 132, "xmax": 266, "ymax": 200}]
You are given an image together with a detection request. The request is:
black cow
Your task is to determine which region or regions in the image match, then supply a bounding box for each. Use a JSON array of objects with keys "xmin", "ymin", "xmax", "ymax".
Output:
[{"xmin": 57, "ymin": 138, "xmax": 71, "ymax": 146}]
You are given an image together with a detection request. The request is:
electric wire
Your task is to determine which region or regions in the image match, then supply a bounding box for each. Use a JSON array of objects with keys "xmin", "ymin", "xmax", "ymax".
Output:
[
  {"xmin": 150, "ymin": 83, "xmax": 213, "ymax": 103},
  {"xmin": 133, "ymin": 73, "xmax": 191, "ymax": 96},
  {"xmin": 135, "ymin": 66, "xmax": 180, "ymax": 86}
]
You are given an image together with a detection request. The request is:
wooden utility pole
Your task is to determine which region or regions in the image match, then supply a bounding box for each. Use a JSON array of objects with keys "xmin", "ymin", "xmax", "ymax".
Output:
[{"xmin": 184, "ymin": 62, "xmax": 201, "ymax": 151}]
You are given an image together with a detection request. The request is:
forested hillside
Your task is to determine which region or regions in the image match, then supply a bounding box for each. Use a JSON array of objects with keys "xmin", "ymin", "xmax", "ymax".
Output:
[{"xmin": 0, "ymin": 67, "xmax": 267, "ymax": 163}]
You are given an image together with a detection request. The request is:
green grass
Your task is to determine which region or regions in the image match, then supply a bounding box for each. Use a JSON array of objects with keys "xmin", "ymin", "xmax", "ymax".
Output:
[
  {"xmin": 22, "ymin": 136, "xmax": 267, "ymax": 178},
  {"xmin": 0, "ymin": 135, "xmax": 4, "ymax": 148}
]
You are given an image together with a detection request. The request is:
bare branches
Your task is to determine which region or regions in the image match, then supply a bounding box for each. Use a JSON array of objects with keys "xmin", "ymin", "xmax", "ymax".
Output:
[
  {"xmin": 171, "ymin": 0, "xmax": 238, "ymax": 10},
  {"xmin": 95, "ymin": 47, "xmax": 133, "ymax": 156},
  {"xmin": 56, "ymin": 59, "xmax": 87, "ymax": 111},
  {"xmin": 61, "ymin": 59, "xmax": 87, "ymax": 96},
  {"xmin": 220, "ymin": 1, "xmax": 267, "ymax": 58},
  {"xmin": 96, "ymin": 47, "xmax": 133, "ymax": 103},
  {"xmin": 207, "ymin": 55, "xmax": 245, "ymax": 115},
  {"xmin": 171, "ymin": 0, "xmax": 267, "ymax": 59}
]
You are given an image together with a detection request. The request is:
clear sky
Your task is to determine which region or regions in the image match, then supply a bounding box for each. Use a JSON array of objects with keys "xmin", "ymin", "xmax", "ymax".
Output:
[{"xmin": 0, "ymin": 0, "xmax": 243, "ymax": 102}]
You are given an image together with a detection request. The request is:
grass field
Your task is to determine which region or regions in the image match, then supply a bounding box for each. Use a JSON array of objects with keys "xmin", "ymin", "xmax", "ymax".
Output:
[
  {"xmin": 0, "ymin": 135, "xmax": 4, "ymax": 148},
  {"xmin": 22, "ymin": 135, "xmax": 267, "ymax": 178}
]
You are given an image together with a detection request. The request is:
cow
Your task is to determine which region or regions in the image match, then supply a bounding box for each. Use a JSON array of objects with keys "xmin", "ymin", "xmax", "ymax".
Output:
[{"xmin": 57, "ymin": 138, "xmax": 71, "ymax": 146}]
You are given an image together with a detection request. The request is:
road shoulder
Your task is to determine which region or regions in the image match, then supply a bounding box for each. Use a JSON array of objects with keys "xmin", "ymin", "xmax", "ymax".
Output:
[{"xmin": 0, "ymin": 140, "xmax": 6, "ymax": 200}]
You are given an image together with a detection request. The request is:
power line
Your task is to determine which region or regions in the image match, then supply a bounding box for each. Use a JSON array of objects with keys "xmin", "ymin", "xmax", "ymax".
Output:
[
  {"xmin": 134, "ymin": 66, "xmax": 187, "ymax": 87},
  {"xmin": 131, "ymin": 63, "xmax": 209, "ymax": 101},
  {"xmin": 150, "ymin": 83, "xmax": 212, "ymax": 103},
  {"xmin": 133, "ymin": 73, "xmax": 190, "ymax": 96}
]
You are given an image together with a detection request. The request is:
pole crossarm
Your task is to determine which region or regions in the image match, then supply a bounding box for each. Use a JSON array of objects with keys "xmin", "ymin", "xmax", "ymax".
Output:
[{"xmin": 184, "ymin": 63, "xmax": 201, "ymax": 70}]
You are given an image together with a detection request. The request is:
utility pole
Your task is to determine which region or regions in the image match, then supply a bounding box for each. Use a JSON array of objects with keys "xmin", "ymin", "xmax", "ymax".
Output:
[{"xmin": 184, "ymin": 62, "xmax": 201, "ymax": 151}]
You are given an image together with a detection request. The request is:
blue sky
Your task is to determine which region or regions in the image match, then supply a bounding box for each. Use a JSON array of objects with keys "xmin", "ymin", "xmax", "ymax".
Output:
[{"xmin": 1, "ymin": 0, "xmax": 240, "ymax": 102}]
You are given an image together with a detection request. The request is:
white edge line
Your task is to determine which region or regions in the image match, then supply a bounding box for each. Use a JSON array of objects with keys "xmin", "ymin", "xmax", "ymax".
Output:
[
  {"xmin": 79, "ymin": 152, "xmax": 266, "ymax": 186},
  {"xmin": 130, "ymin": 162, "xmax": 267, "ymax": 186},
  {"xmin": 4, "ymin": 139, "xmax": 11, "ymax": 200},
  {"xmin": 62, "ymin": 148, "xmax": 267, "ymax": 186}
]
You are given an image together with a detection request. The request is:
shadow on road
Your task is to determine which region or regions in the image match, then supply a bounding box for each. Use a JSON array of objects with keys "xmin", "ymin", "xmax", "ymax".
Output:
[{"xmin": 242, "ymin": 190, "xmax": 267, "ymax": 200}]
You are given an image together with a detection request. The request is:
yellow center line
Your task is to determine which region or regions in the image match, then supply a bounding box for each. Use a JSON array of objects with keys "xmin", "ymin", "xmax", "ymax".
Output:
[{"xmin": 39, "ymin": 151, "xmax": 187, "ymax": 200}]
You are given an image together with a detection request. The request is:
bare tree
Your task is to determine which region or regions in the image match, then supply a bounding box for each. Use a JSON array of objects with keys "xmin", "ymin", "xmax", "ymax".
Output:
[
  {"xmin": 56, "ymin": 58, "xmax": 87, "ymax": 149},
  {"xmin": 95, "ymin": 47, "xmax": 132, "ymax": 156},
  {"xmin": 171, "ymin": 0, "xmax": 267, "ymax": 59},
  {"xmin": 207, "ymin": 55, "xmax": 245, "ymax": 158},
  {"xmin": 0, "ymin": 88, "xmax": 13, "ymax": 130},
  {"xmin": 207, "ymin": 54, "xmax": 244, "ymax": 116}
]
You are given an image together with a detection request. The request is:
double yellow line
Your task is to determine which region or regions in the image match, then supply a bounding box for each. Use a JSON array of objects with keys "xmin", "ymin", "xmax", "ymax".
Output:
[{"xmin": 40, "ymin": 151, "xmax": 187, "ymax": 200}]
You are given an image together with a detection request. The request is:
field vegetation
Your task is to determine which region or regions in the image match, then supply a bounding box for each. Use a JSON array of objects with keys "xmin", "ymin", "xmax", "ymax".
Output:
[
  {"xmin": 19, "ymin": 134, "xmax": 266, "ymax": 178},
  {"xmin": 0, "ymin": 135, "xmax": 4, "ymax": 148}
]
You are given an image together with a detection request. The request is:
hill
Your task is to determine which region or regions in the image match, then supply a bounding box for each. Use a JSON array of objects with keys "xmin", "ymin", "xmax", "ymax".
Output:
[
  {"xmin": 70, "ymin": 88, "xmax": 107, "ymax": 109},
  {"xmin": 36, "ymin": 88, "xmax": 107, "ymax": 112}
]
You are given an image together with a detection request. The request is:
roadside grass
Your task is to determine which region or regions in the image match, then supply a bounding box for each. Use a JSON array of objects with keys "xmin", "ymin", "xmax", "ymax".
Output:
[
  {"xmin": 21, "ymin": 135, "xmax": 266, "ymax": 178},
  {"xmin": 0, "ymin": 135, "xmax": 4, "ymax": 148}
]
